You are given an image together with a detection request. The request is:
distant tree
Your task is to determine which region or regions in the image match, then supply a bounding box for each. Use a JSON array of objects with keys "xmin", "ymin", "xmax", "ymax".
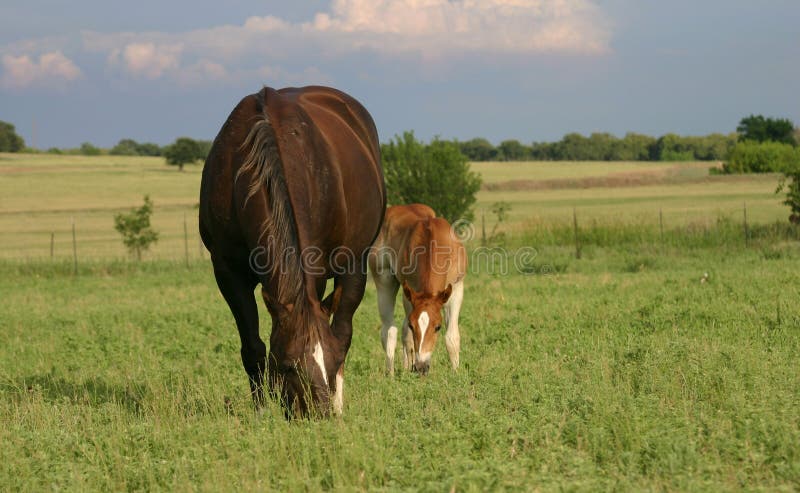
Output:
[
  {"xmin": 458, "ymin": 138, "xmax": 498, "ymax": 161},
  {"xmin": 0, "ymin": 120, "xmax": 25, "ymax": 152},
  {"xmin": 80, "ymin": 142, "xmax": 102, "ymax": 156},
  {"xmin": 114, "ymin": 195, "xmax": 159, "ymax": 260},
  {"xmin": 196, "ymin": 140, "xmax": 213, "ymax": 161},
  {"xmin": 164, "ymin": 137, "xmax": 202, "ymax": 171},
  {"xmin": 46, "ymin": 147, "xmax": 63, "ymax": 154},
  {"xmin": 382, "ymin": 131, "xmax": 482, "ymax": 222},
  {"xmin": 136, "ymin": 142, "xmax": 162, "ymax": 156},
  {"xmin": 498, "ymin": 139, "xmax": 530, "ymax": 161},
  {"xmin": 615, "ymin": 133, "xmax": 657, "ymax": 161},
  {"xmin": 530, "ymin": 141, "xmax": 557, "ymax": 160},
  {"xmin": 110, "ymin": 138, "xmax": 140, "ymax": 156},
  {"xmin": 737, "ymin": 115, "xmax": 796, "ymax": 145}
]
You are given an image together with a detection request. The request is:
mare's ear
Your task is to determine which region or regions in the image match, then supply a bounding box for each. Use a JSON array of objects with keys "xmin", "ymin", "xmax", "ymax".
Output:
[
  {"xmin": 438, "ymin": 284, "xmax": 453, "ymax": 304},
  {"xmin": 402, "ymin": 280, "xmax": 417, "ymax": 302},
  {"xmin": 320, "ymin": 285, "xmax": 342, "ymax": 320}
]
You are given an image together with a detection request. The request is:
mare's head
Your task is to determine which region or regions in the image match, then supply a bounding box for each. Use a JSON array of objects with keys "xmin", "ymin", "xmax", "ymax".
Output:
[
  {"xmin": 402, "ymin": 280, "xmax": 452, "ymax": 375},
  {"xmin": 266, "ymin": 293, "xmax": 342, "ymax": 418}
]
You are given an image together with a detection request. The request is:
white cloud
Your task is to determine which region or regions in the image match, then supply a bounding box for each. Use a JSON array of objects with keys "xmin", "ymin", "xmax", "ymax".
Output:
[
  {"xmin": 112, "ymin": 42, "xmax": 183, "ymax": 79},
  {"xmin": 4, "ymin": 0, "xmax": 611, "ymax": 88},
  {"xmin": 1, "ymin": 51, "xmax": 82, "ymax": 89}
]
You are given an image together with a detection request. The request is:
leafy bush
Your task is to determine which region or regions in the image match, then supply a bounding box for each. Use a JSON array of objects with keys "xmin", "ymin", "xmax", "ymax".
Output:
[
  {"xmin": 382, "ymin": 131, "xmax": 482, "ymax": 222},
  {"xmin": 80, "ymin": 142, "xmax": 102, "ymax": 156},
  {"xmin": 724, "ymin": 141, "xmax": 800, "ymax": 173},
  {"xmin": 0, "ymin": 120, "xmax": 25, "ymax": 152},
  {"xmin": 164, "ymin": 137, "xmax": 204, "ymax": 171},
  {"xmin": 114, "ymin": 195, "xmax": 159, "ymax": 260}
]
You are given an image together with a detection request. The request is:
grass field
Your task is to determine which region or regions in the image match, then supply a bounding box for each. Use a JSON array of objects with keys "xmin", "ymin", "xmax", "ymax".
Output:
[
  {"xmin": 1, "ymin": 153, "xmax": 799, "ymax": 490},
  {"xmin": 0, "ymin": 153, "xmax": 790, "ymax": 259}
]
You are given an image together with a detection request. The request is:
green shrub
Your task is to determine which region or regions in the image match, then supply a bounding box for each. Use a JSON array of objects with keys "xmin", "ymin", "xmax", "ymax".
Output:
[
  {"xmin": 382, "ymin": 131, "xmax": 482, "ymax": 222},
  {"xmin": 724, "ymin": 141, "xmax": 800, "ymax": 173},
  {"xmin": 114, "ymin": 195, "xmax": 159, "ymax": 260}
]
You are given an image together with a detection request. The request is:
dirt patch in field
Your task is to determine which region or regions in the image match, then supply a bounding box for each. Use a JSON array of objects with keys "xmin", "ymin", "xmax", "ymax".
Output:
[{"xmin": 482, "ymin": 163, "xmax": 724, "ymax": 191}]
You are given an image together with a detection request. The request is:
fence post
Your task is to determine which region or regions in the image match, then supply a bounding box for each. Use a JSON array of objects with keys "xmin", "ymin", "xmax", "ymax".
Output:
[
  {"xmin": 743, "ymin": 202, "xmax": 749, "ymax": 248},
  {"xmin": 50, "ymin": 232, "xmax": 54, "ymax": 258},
  {"xmin": 71, "ymin": 217, "xmax": 78, "ymax": 275},
  {"xmin": 183, "ymin": 213, "xmax": 189, "ymax": 267},
  {"xmin": 573, "ymin": 207, "xmax": 581, "ymax": 259}
]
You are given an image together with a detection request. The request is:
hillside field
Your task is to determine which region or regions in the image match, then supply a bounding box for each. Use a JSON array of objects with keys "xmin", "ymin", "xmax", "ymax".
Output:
[{"xmin": 1, "ymin": 152, "xmax": 798, "ymax": 491}]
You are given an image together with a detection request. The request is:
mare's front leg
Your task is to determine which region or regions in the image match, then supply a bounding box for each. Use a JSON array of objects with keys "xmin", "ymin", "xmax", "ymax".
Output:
[
  {"xmin": 443, "ymin": 280, "xmax": 464, "ymax": 370},
  {"xmin": 212, "ymin": 258, "xmax": 266, "ymax": 406},
  {"xmin": 329, "ymin": 265, "xmax": 368, "ymax": 416}
]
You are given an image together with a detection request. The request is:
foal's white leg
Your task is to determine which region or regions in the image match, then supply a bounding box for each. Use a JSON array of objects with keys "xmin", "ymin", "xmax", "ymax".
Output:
[
  {"xmin": 375, "ymin": 274, "xmax": 400, "ymax": 374},
  {"xmin": 444, "ymin": 280, "xmax": 464, "ymax": 370},
  {"xmin": 401, "ymin": 297, "xmax": 415, "ymax": 371}
]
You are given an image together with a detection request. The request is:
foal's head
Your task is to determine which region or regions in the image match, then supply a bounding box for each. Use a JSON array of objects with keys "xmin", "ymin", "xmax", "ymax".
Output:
[{"xmin": 402, "ymin": 280, "xmax": 452, "ymax": 375}]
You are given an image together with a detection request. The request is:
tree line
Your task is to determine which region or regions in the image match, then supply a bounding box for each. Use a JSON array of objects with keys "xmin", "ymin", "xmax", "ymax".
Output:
[{"xmin": 459, "ymin": 132, "xmax": 738, "ymax": 162}]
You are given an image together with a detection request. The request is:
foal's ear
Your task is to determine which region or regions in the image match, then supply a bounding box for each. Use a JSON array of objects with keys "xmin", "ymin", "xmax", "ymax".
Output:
[
  {"xmin": 402, "ymin": 280, "xmax": 416, "ymax": 302},
  {"xmin": 438, "ymin": 284, "xmax": 453, "ymax": 304}
]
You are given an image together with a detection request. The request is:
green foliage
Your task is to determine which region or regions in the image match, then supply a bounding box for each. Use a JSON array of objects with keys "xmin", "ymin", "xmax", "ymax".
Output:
[
  {"xmin": 497, "ymin": 139, "xmax": 529, "ymax": 161},
  {"xmin": 110, "ymin": 139, "xmax": 163, "ymax": 157},
  {"xmin": 725, "ymin": 141, "xmax": 800, "ymax": 173},
  {"xmin": 113, "ymin": 195, "xmax": 159, "ymax": 260},
  {"xmin": 79, "ymin": 142, "xmax": 102, "ymax": 156},
  {"xmin": 164, "ymin": 137, "xmax": 203, "ymax": 171},
  {"xmin": 737, "ymin": 115, "xmax": 796, "ymax": 145},
  {"xmin": 483, "ymin": 201, "xmax": 512, "ymax": 245},
  {"xmin": 382, "ymin": 131, "xmax": 482, "ymax": 222},
  {"xmin": 458, "ymin": 137, "xmax": 499, "ymax": 161},
  {"xmin": 0, "ymin": 120, "xmax": 26, "ymax": 152},
  {"xmin": 782, "ymin": 173, "xmax": 800, "ymax": 224}
]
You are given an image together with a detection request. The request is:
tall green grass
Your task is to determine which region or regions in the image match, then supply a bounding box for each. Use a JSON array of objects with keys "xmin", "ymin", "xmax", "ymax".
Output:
[{"xmin": 1, "ymin": 238, "xmax": 799, "ymax": 490}]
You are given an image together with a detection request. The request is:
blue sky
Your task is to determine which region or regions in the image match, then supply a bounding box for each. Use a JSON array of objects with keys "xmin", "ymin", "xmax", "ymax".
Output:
[{"xmin": 1, "ymin": 0, "xmax": 798, "ymax": 149}]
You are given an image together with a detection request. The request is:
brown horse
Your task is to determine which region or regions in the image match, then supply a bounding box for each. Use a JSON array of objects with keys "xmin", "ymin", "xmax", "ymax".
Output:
[
  {"xmin": 199, "ymin": 86, "xmax": 385, "ymax": 417},
  {"xmin": 369, "ymin": 204, "xmax": 467, "ymax": 375}
]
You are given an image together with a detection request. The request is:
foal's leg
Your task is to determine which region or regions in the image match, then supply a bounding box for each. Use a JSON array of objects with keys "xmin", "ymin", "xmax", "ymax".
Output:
[
  {"xmin": 212, "ymin": 258, "xmax": 266, "ymax": 405},
  {"xmin": 330, "ymin": 264, "xmax": 369, "ymax": 416},
  {"xmin": 373, "ymin": 273, "xmax": 400, "ymax": 374},
  {"xmin": 401, "ymin": 297, "xmax": 415, "ymax": 371},
  {"xmin": 444, "ymin": 280, "xmax": 464, "ymax": 370}
]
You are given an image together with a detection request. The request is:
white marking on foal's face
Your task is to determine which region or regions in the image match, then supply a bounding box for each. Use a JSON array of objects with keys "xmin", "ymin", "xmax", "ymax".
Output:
[
  {"xmin": 312, "ymin": 342, "xmax": 328, "ymax": 387},
  {"xmin": 417, "ymin": 311, "xmax": 431, "ymax": 361}
]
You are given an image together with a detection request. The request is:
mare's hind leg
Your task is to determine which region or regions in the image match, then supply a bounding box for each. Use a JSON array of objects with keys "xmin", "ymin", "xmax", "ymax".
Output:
[
  {"xmin": 329, "ymin": 264, "xmax": 369, "ymax": 416},
  {"xmin": 212, "ymin": 258, "xmax": 266, "ymax": 406},
  {"xmin": 373, "ymin": 272, "xmax": 400, "ymax": 374},
  {"xmin": 444, "ymin": 280, "xmax": 464, "ymax": 370}
]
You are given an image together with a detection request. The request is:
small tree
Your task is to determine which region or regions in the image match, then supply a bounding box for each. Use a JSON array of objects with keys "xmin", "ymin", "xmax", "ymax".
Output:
[
  {"xmin": 783, "ymin": 174, "xmax": 800, "ymax": 224},
  {"xmin": 80, "ymin": 142, "xmax": 102, "ymax": 156},
  {"xmin": 0, "ymin": 120, "xmax": 26, "ymax": 152},
  {"xmin": 164, "ymin": 137, "xmax": 202, "ymax": 171},
  {"xmin": 382, "ymin": 131, "xmax": 482, "ymax": 222},
  {"xmin": 737, "ymin": 115, "xmax": 796, "ymax": 145},
  {"xmin": 114, "ymin": 195, "xmax": 159, "ymax": 260}
]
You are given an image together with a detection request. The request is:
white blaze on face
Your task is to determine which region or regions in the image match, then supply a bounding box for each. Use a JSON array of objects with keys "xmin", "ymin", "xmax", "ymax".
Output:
[
  {"xmin": 312, "ymin": 342, "xmax": 329, "ymax": 387},
  {"xmin": 417, "ymin": 311, "xmax": 431, "ymax": 361}
]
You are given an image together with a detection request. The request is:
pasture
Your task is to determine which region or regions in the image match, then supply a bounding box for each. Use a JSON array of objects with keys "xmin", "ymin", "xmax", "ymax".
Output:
[{"xmin": 1, "ymin": 153, "xmax": 799, "ymax": 490}]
